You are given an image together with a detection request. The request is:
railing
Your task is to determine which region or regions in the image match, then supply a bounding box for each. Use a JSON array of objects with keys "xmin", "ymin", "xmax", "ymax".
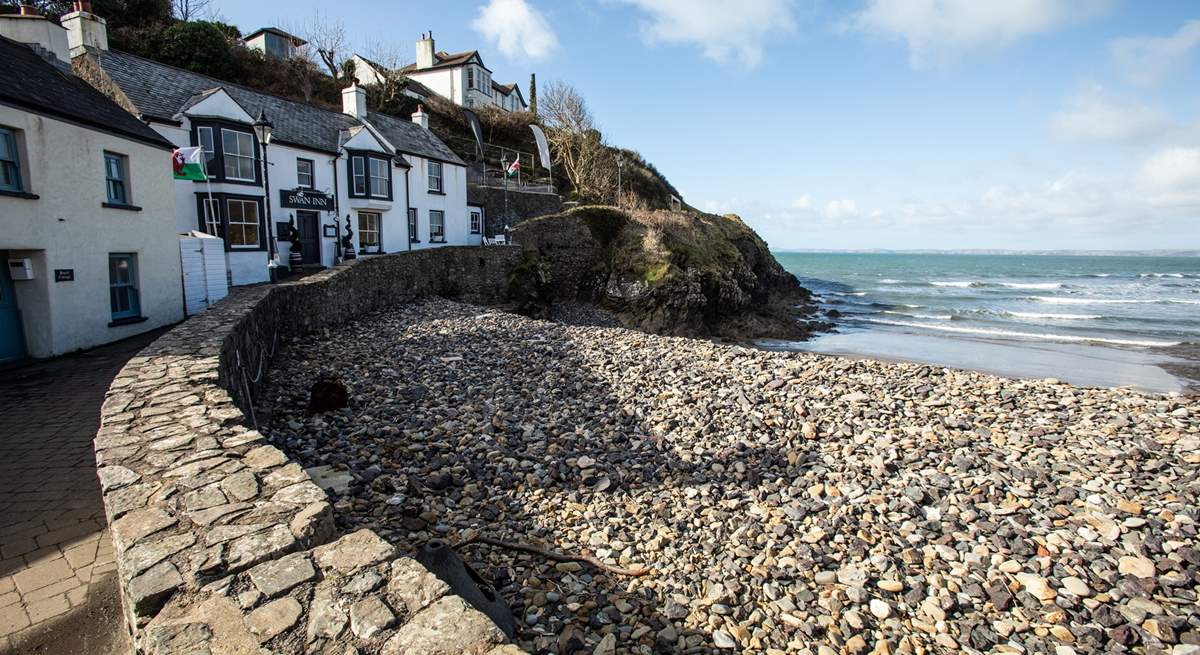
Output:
[
  {"xmin": 466, "ymin": 163, "xmax": 556, "ymax": 194},
  {"xmin": 443, "ymin": 135, "xmax": 556, "ymax": 194}
]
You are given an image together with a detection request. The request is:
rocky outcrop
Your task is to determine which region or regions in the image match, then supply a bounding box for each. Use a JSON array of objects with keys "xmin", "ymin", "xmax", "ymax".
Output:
[{"xmin": 511, "ymin": 206, "xmax": 828, "ymax": 340}]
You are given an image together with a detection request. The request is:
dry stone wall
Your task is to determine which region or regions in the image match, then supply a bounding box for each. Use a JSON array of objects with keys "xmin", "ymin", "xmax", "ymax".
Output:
[{"xmin": 94, "ymin": 247, "xmax": 527, "ymax": 654}]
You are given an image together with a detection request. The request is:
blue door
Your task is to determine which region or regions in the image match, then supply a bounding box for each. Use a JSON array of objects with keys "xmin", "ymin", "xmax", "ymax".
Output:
[{"xmin": 0, "ymin": 258, "xmax": 27, "ymax": 363}]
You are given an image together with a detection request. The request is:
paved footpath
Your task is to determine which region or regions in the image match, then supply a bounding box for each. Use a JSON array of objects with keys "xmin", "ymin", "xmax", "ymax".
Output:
[{"xmin": 0, "ymin": 329, "xmax": 167, "ymax": 654}]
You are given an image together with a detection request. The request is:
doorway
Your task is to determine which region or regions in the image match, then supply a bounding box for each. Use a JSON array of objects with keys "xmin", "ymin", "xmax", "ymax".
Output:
[
  {"xmin": 296, "ymin": 211, "xmax": 320, "ymax": 265},
  {"xmin": 0, "ymin": 254, "xmax": 27, "ymax": 364}
]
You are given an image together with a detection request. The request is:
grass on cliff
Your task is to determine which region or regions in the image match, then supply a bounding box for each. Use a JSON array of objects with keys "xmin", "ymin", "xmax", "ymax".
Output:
[{"xmin": 524, "ymin": 206, "xmax": 762, "ymax": 287}]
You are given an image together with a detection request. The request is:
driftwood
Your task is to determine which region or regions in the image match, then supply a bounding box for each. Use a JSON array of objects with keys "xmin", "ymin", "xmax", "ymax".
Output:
[{"xmin": 454, "ymin": 535, "xmax": 651, "ymax": 577}]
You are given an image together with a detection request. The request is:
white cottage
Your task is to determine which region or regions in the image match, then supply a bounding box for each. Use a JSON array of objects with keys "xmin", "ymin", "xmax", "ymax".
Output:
[
  {"xmin": 69, "ymin": 9, "xmax": 477, "ymax": 288},
  {"xmin": 355, "ymin": 33, "xmax": 528, "ymax": 113},
  {"xmin": 0, "ymin": 8, "xmax": 183, "ymax": 362}
]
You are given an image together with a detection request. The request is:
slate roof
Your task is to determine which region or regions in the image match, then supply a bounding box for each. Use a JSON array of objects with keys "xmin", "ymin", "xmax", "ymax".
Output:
[
  {"xmin": 243, "ymin": 27, "xmax": 306, "ymax": 46},
  {"xmin": 94, "ymin": 49, "xmax": 464, "ymax": 164},
  {"xmin": 398, "ymin": 50, "xmax": 487, "ymax": 73},
  {"xmin": 0, "ymin": 36, "xmax": 172, "ymax": 149},
  {"xmin": 368, "ymin": 111, "xmax": 464, "ymax": 166}
]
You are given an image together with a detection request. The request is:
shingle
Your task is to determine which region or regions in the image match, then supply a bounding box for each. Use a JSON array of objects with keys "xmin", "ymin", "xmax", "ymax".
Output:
[
  {"xmin": 0, "ymin": 36, "xmax": 172, "ymax": 149},
  {"xmin": 367, "ymin": 112, "xmax": 465, "ymax": 166}
]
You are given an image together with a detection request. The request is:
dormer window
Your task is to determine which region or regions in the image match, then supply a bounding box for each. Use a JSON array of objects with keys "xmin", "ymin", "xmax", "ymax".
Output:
[
  {"xmin": 347, "ymin": 151, "xmax": 392, "ymax": 201},
  {"xmin": 191, "ymin": 122, "xmax": 261, "ymax": 185}
]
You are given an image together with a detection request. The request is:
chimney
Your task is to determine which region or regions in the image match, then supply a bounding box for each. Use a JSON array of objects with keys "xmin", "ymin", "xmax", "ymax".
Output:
[
  {"xmin": 61, "ymin": 0, "xmax": 108, "ymax": 57},
  {"xmin": 0, "ymin": 3, "xmax": 71, "ymax": 62},
  {"xmin": 412, "ymin": 105, "xmax": 428, "ymax": 130},
  {"xmin": 342, "ymin": 82, "xmax": 367, "ymax": 120},
  {"xmin": 416, "ymin": 31, "xmax": 435, "ymax": 69}
]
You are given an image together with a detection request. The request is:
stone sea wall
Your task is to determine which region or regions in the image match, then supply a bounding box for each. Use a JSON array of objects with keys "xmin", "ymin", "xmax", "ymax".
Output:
[
  {"xmin": 93, "ymin": 247, "xmax": 527, "ymax": 654},
  {"xmin": 467, "ymin": 184, "xmax": 563, "ymax": 238}
]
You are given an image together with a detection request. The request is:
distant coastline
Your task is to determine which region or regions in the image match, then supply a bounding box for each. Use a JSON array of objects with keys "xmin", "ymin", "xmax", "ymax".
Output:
[{"xmin": 777, "ymin": 248, "xmax": 1200, "ymax": 257}]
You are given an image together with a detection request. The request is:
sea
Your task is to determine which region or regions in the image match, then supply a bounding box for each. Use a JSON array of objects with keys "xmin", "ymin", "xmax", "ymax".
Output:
[{"xmin": 768, "ymin": 253, "xmax": 1200, "ymax": 393}]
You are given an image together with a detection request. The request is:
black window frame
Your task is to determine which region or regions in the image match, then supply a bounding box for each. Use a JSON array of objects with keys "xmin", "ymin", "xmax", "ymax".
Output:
[
  {"xmin": 189, "ymin": 120, "xmax": 262, "ymax": 187},
  {"xmin": 296, "ymin": 158, "xmax": 315, "ymax": 189},
  {"xmin": 429, "ymin": 209, "xmax": 445, "ymax": 243},
  {"xmin": 470, "ymin": 209, "xmax": 482, "ymax": 234},
  {"xmin": 408, "ymin": 207, "xmax": 419, "ymax": 242},
  {"xmin": 346, "ymin": 150, "xmax": 392, "ymax": 201},
  {"xmin": 0, "ymin": 125, "xmax": 24, "ymax": 194},
  {"xmin": 194, "ymin": 192, "xmax": 268, "ymax": 252},
  {"xmin": 428, "ymin": 160, "xmax": 443, "ymax": 194}
]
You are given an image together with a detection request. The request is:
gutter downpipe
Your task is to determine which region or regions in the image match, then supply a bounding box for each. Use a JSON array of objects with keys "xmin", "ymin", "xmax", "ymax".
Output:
[
  {"xmin": 404, "ymin": 154, "xmax": 412, "ymax": 251},
  {"xmin": 331, "ymin": 150, "xmax": 343, "ymax": 264}
]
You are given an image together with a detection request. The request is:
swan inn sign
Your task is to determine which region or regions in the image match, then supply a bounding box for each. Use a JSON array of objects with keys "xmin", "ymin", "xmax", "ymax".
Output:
[{"xmin": 279, "ymin": 188, "xmax": 334, "ymax": 211}]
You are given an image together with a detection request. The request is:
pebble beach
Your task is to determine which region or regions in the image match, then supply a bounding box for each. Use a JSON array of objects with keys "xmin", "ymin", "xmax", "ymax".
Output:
[{"xmin": 257, "ymin": 299, "xmax": 1200, "ymax": 654}]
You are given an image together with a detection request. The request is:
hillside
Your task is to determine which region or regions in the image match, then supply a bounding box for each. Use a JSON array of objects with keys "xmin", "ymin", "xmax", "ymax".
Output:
[{"xmin": 510, "ymin": 206, "xmax": 828, "ymax": 340}]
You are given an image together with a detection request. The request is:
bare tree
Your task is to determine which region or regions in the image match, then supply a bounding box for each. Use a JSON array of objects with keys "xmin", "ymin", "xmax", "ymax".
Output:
[
  {"xmin": 301, "ymin": 11, "xmax": 347, "ymax": 79},
  {"xmin": 359, "ymin": 42, "xmax": 412, "ymax": 106},
  {"xmin": 172, "ymin": 0, "xmax": 212, "ymax": 21},
  {"xmin": 541, "ymin": 81, "xmax": 616, "ymax": 203}
]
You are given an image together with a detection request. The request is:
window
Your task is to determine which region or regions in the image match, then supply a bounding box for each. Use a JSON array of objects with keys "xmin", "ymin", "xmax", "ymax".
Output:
[
  {"xmin": 369, "ymin": 158, "xmax": 389, "ymax": 198},
  {"xmin": 351, "ymin": 156, "xmax": 366, "ymax": 195},
  {"xmin": 226, "ymin": 198, "xmax": 260, "ymax": 247},
  {"xmin": 200, "ymin": 197, "xmax": 221, "ymax": 236},
  {"xmin": 358, "ymin": 211, "xmax": 381, "ymax": 253},
  {"xmin": 0, "ymin": 127, "xmax": 22, "ymax": 192},
  {"xmin": 429, "ymin": 209, "xmax": 445, "ymax": 242},
  {"xmin": 408, "ymin": 208, "xmax": 418, "ymax": 242},
  {"xmin": 428, "ymin": 161, "xmax": 443, "ymax": 193},
  {"xmin": 221, "ymin": 128, "xmax": 256, "ymax": 181},
  {"xmin": 470, "ymin": 210, "xmax": 481, "ymax": 234},
  {"xmin": 467, "ymin": 68, "xmax": 475, "ymax": 89},
  {"xmin": 104, "ymin": 152, "xmax": 129, "ymax": 205},
  {"xmin": 109, "ymin": 253, "xmax": 141, "ymax": 321},
  {"xmin": 197, "ymin": 126, "xmax": 216, "ymax": 177},
  {"xmin": 296, "ymin": 159, "xmax": 314, "ymax": 189}
]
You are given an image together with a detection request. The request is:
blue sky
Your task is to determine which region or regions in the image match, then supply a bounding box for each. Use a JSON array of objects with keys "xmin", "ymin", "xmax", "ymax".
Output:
[{"xmin": 209, "ymin": 0, "xmax": 1200, "ymax": 251}]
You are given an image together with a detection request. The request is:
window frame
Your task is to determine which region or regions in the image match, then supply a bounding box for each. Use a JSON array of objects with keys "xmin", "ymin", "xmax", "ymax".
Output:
[
  {"xmin": 346, "ymin": 150, "xmax": 392, "ymax": 201},
  {"xmin": 428, "ymin": 160, "xmax": 443, "ymax": 194},
  {"xmin": 296, "ymin": 158, "xmax": 315, "ymax": 189},
  {"xmin": 108, "ymin": 253, "xmax": 142, "ymax": 322},
  {"xmin": 194, "ymin": 193, "xmax": 267, "ymax": 252},
  {"xmin": 429, "ymin": 209, "xmax": 445, "ymax": 243},
  {"xmin": 104, "ymin": 151, "xmax": 129, "ymax": 206},
  {"xmin": 221, "ymin": 128, "xmax": 257, "ymax": 182},
  {"xmin": 470, "ymin": 209, "xmax": 481, "ymax": 234},
  {"xmin": 225, "ymin": 197, "xmax": 262, "ymax": 249},
  {"xmin": 408, "ymin": 207, "xmax": 419, "ymax": 242},
  {"xmin": 358, "ymin": 211, "xmax": 382, "ymax": 253},
  {"xmin": 189, "ymin": 120, "xmax": 261, "ymax": 186},
  {"xmin": 0, "ymin": 126, "xmax": 23, "ymax": 193},
  {"xmin": 368, "ymin": 158, "xmax": 389, "ymax": 199}
]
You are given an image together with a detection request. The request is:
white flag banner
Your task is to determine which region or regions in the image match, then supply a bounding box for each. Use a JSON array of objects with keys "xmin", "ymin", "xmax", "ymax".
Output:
[{"xmin": 529, "ymin": 124, "xmax": 552, "ymax": 172}]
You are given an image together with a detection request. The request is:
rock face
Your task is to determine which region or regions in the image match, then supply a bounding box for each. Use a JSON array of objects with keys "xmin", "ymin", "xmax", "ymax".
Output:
[{"xmin": 511, "ymin": 206, "xmax": 827, "ymax": 340}]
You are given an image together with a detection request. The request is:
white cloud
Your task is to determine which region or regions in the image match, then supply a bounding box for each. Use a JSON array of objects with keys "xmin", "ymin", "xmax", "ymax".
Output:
[
  {"xmin": 821, "ymin": 199, "xmax": 860, "ymax": 220},
  {"xmin": 1137, "ymin": 147, "xmax": 1200, "ymax": 207},
  {"xmin": 615, "ymin": 0, "xmax": 796, "ymax": 67},
  {"xmin": 791, "ymin": 194, "xmax": 813, "ymax": 209},
  {"xmin": 851, "ymin": 0, "xmax": 1111, "ymax": 67},
  {"xmin": 1051, "ymin": 87, "xmax": 1171, "ymax": 144},
  {"xmin": 471, "ymin": 0, "xmax": 559, "ymax": 61},
  {"xmin": 1110, "ymin": 20, "xmax": 1200, "ymax": 87}
]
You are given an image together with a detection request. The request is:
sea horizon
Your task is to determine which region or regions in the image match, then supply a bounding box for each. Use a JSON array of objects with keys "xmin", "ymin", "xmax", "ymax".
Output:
[{"xmin": 775, "ymin": 248, "xmax": 1200, "ymax": 257}]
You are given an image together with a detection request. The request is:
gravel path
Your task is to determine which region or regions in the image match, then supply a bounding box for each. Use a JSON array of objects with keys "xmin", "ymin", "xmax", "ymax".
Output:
[{"xmin": 257, "ymin": 299, "xmax": 1199, "ymax": 655}]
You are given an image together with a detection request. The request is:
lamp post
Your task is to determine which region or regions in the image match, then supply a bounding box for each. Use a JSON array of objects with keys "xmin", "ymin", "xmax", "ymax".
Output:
[
  {"xmin": 252, "ymin": 110, "xmax": 277, "ymax": 281},
  {"xmin": 616, "ymin": 156, "xmax": 625, "ymax": 208}
]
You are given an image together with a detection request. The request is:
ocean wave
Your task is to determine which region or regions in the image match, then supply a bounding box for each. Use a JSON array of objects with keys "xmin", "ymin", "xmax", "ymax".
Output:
[
  {"xmin": 930, "ymin": 280, "xmax": 1066, "ymax": 290},
  {"xmin": 1032, "ymin": 296, "xmax": 1200, "ymax": 305},
  {"xmin": 1009, "ymin": 311, "xmax": 1101, "ymax": 320},
  {"xmin": 931, "ymin": 281, "xmax": 974, "ymax": 288},
  {"xmin": 829, "ymin": 291, "xmax": 867, "ymax": 297},
  {"xmin": 880, "ymin": 278, "xmax": 902, "ymax": 284},
  {"xmin": 863, "ymin": 318, "xmax": 1181, "ymax": 347},
  {"xmin": 1138, "ymin": 273, "xmax": 1190, "ymax": 278},
  {"xmin": 1000, "ymin": 282, "xmax": 1064, "ymax": 290},
  {"xmin": 883, "ymin": 310, "xmax": 953, "ymax": 320}
]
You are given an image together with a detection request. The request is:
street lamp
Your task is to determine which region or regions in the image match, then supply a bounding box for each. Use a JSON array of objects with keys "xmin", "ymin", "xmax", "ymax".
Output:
[
  {"xmin": 616, "ymin": 156, "xmax": 625, "ymax": 207},
  {"xmin": 253, "ymin": 110, "xmax": 277, "ymax": 281}
]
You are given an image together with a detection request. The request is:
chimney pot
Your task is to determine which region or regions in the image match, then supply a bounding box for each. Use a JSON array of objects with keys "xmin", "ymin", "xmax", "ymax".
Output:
[{"xmin": 18, "ymin": 3, "xmax": 38, "ymax": 16}]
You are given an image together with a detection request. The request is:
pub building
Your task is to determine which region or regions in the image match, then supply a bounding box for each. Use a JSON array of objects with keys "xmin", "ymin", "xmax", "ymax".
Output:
[{"xmin": 68, "ymin": 6, "xmax": 476, "ymax": 287}]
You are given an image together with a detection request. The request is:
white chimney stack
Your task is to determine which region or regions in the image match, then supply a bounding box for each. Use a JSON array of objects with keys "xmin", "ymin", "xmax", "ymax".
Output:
[
  {"xmin": 342, "ymin": 82, "xmax": 367, "ymax": 120},
  {"xmin": 416, "ymin": 31, "xmax": 435, "ymax": 69},
  {"xmin": 61, "ymin": 0, "xmax": 108, "ymax": 57},
  {"xmin": 0, "ymin": 4, "xmax": 71, "ymax": 62},
  {"xmin": 412, "ymin": 105, "xmax": 429, "ymax": 130}
]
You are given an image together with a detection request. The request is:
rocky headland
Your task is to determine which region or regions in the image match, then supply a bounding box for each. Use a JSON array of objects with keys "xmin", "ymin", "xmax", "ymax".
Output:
[
  {"xmin": 256, "ymin": 299, "xmax": 1200, "ymax": 655},
  {"xmin": 508, "ymin": 206, "xmax": 829, "ymax": 341}
]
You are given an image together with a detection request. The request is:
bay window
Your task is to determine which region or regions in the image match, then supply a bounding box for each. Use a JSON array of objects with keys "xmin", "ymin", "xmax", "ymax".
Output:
[
  {"xmin": 222, "ymin": 128, "xmax": 256, "ymax": 181},
  {"xmin": 226, "ymin": 198, "xmax": 261, "ymax": 247},
  {"xmin": 191, "ymin": 123, "xmax": 259, "ymax": 184},
  {"xmin": 347, "ymin": 152, "xmax": 392, "ymax": 200}
]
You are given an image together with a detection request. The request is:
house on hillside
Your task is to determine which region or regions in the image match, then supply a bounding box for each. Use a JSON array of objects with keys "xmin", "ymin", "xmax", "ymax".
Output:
[
  {"xmin": 0, "ymin": 8, "xmax": 183, "ymax": 362},
  {"xmin": 243, "ymin": 26, "xmax": 305, "ymax": 60},
  {"xmin": 65, "ymin": 8, "xmax": 477, "ymax": 289},
  {"xmin": 352, "ymin": 33, "xmax": 528, "ymax": 113}
]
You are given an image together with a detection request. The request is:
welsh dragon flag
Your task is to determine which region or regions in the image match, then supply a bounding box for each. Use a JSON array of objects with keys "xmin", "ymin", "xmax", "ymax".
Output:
[
  {"xmin": 172, "ymin": 147, "xmax": 207, "ymax": 181},
  {"xmin": 505, "ymin": 159, "xmax": 521, "ymax": 178}
]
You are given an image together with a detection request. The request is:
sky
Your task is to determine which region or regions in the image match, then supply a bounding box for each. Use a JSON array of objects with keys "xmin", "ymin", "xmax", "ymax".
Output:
[{"xmin": 208, "ymin": 0, "xmax": 1200, "ymax": 251}]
